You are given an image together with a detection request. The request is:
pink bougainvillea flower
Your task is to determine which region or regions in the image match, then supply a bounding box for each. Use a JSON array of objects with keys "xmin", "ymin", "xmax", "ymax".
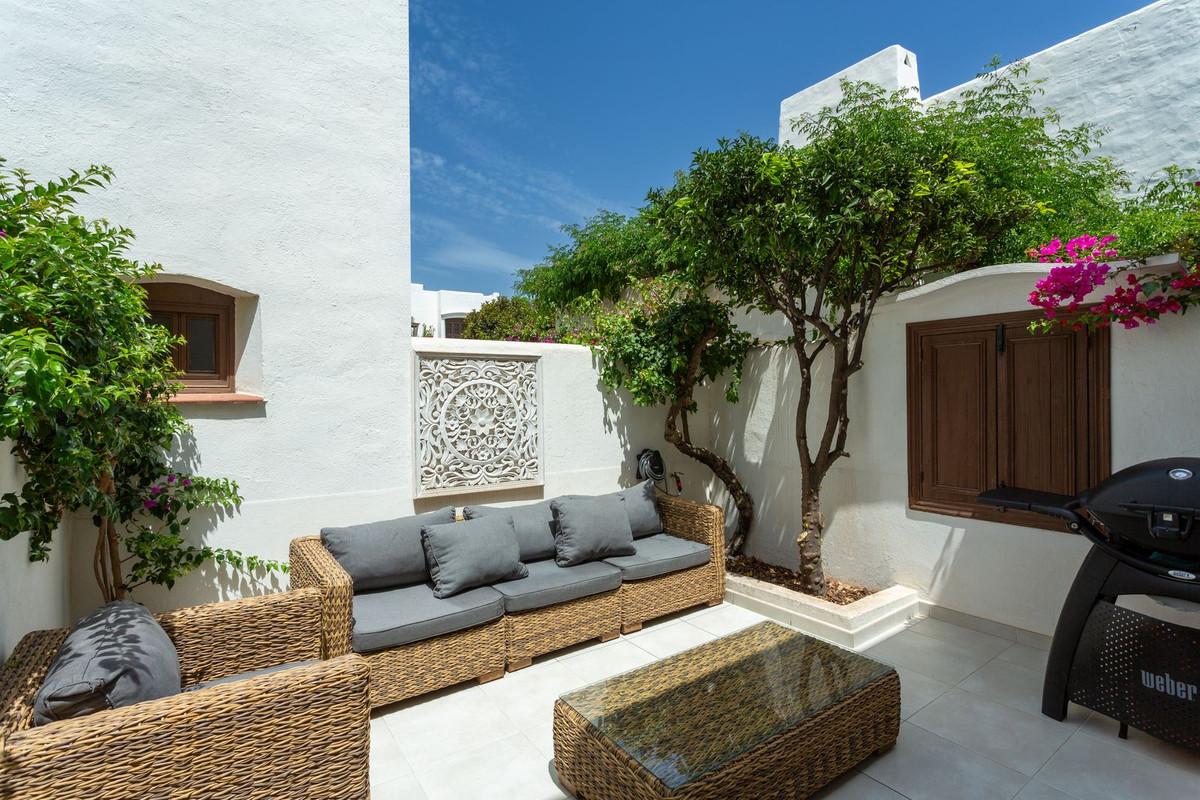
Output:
[
  {"xmin": 150, "ymin": 485, "xmax": 163, "ymax": 494},
  {"xmin": 181, "ymin": 478, "xmax": 192, "ymax": 487},
  {"xmin": 144, "ymin": 499, "xmax": 158, "ymax": 510}
]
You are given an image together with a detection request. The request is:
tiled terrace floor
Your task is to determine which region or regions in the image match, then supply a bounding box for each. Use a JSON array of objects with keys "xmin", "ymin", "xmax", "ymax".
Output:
[{"xmin": 368, "ymin": 602, "xmax": 1199, "ymax": 799}]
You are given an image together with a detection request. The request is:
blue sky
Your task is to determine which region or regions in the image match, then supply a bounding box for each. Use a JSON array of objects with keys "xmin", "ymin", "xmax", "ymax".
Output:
[{"xmin": 411, "ymin": 0, "xmax": 1148, "ymax": 295}]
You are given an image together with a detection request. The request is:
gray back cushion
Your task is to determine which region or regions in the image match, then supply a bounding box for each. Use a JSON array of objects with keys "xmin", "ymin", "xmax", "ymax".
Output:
[
  {"xmin": 462, "ymin": 501, "xmax": 557, "ymax": 561},
  {"xmin": 615, "ymin": 480, "xmax": 664, "ymax": 538},
  {"xmin": 422, "ymin": 515, "xmax": 529, "ymax": 598},
  {"xmin": 33, "ymin": 601, "xmax": 181, "ymax": 726},
  {"xmin": 321, "ymin": 506, "xmax": 455, "ymax": 591},
  {"xmin": 551, "ymin": 495, "xmax": 636, "ymax": 566}
]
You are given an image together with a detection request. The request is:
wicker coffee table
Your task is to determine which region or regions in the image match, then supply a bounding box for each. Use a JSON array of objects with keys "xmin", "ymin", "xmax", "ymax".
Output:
[{"xmin": 553, "ymin": 621, "xmax": 899, "ymax": 799}]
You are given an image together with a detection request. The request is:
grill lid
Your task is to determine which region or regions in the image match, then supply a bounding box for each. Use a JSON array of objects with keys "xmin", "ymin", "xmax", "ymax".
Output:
[{"xmin": 1082, "ymin": 457, "xmax": 1200, "ymax": 557}]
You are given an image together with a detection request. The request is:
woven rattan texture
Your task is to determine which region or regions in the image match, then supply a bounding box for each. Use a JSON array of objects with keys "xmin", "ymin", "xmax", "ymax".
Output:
[
  {"xmin": 361, "ymin": 618, "xmax": 506, "ymax": 707},
  {"xmin": 0, "ymin": 592, "xmax": 369, "ymax": 800},
  {"xmin": 554, "ymin": 623, "xmax": 899, "ymax": 799},
  {"xmin": 506, "ymin": 589, "xmax": 621, "ymax": 664}
]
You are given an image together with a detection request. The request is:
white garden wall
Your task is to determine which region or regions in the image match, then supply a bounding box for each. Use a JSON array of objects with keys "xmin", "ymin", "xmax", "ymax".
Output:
[
  {"xmin": 725, "ymin": 0, "xmax": 1200, "ymax": 635},
  {"xmin": 1, "ymin": 0, "xmax": 414, "ymax": 618},
  {"xmin": 411, "ymin": 283, "xmax": 500, "ymax": 337},
  {"xmin": 0, "ymin": 451, "xmax": 70, "ymax": 661}
]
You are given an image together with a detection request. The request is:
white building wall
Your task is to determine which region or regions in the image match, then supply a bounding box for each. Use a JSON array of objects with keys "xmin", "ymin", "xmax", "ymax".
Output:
[
  {"xmin": 1, "ymin": 0, "xmax": 414, "ymax": 616},
  {"xmin": 0, "ymin": 451, "xmax": 71, "ymax": 660},
  {"xmin": 410, "ymin": 283, "xmax": 500, "ymax": 337},
  {"xmin": 724, "ymin": 0, "xmax": 1200, "ymax": 635}
]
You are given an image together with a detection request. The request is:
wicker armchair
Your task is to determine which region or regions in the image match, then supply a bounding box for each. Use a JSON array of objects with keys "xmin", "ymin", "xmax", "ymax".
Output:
[{"xmin": 0, "ymin": 589, "xmax": 370, "ymax": 800}]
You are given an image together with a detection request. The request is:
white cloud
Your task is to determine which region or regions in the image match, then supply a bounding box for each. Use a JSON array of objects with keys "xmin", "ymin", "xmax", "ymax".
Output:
[{"xmin": 415, "ymin": 217, "xmax": 539, "ymax": 277}]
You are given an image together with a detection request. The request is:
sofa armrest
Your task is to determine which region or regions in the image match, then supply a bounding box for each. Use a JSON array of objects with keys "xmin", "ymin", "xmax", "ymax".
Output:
[
  {"xmin": 289, "ymin": 536, "xmax": 354, "ymax": 657},
  {"xmin": 0, "ymin": 655, "xmax": 371, "ymax": 800},
  {"xmin": 0, "ymin": 630, "xmax": 67, "ymax": 738},
  {"xmin": 657, "ymin": 493, "xmax": 726, "ymax": 577},
  {"xmin": 157, "ymin": 588, "xmax": 323, "ymax": 685}
]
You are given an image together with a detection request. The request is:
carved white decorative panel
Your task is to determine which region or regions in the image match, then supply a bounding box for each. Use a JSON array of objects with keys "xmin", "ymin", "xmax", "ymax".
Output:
[{"xmin": 415, "ymin": 353, "xmax": 543, "ymax": 497}]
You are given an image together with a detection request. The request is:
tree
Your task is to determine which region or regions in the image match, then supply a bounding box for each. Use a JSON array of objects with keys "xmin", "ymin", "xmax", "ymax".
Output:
[
  {"xmin": 656, "ymin": 66, "xmax": 1126, "ymax": 595},
  {"xmin": 0, "ymin": 159, "xmax": 283, "ymax": 602},
  {"xmin": 461, "ymin": 295, "xmax": 541, "ymax": 341},
  {"xmin": 519, "ymin": 213, "xmax": 759, "ymax": 553}
]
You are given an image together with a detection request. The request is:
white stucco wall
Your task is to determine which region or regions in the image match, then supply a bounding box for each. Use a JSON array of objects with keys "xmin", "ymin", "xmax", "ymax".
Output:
[
  {"xmin": 780, "ymin": 0, "xmax": 1200, "ymax": 186},
  {"xmin": 722, "ymin": 0, "xmax": 1200, "ymax": 635},
  {"xmin": 710, "ymin": 267, "xmax": 1200, "ymax": 635},
  {"xmin": 1, "ymin": 0, "xmax": 413, "ymax": 617},
  {"xmin": 0, "ymin": 451, "xmax": 71, "ymax": 661},
  {"xmin": 410, "ymin": 283, "xmax": 500, "ymax": 337}
]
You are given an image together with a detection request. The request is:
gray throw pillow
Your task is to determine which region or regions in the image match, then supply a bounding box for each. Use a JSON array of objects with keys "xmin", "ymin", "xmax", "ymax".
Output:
[
  {"xmin": 615, "ymin": 480, "xmax": 664, "ymax": 538},
  {"xmin": 421, "ymin": 516, "xmax": 528, "ymax": 598},
  {"xmin": 551, "ymin": 495, "xmax": 636, "ymax": 566},
  {"xmin": 321, "ymin": 506, "xmax": 455, "ymax": 591},
  {"xmin": 463, "ymin": 501, "xmax": 557, "ymax": 561},
  {"xmin": 33, "ymin": 601, "xmax": 181, "ymax": 726}
]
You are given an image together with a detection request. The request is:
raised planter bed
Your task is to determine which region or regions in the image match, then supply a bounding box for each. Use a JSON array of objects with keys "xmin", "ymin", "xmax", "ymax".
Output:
[{"xmin": 725, "ymin": 573, "xmax": 919, "ymax": 651}]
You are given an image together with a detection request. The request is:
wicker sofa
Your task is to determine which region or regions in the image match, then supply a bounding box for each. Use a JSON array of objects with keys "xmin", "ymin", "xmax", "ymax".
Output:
[
  {"xmin": 290, "ymin": 492, "xmax": 725, "ymax": 708},
  {"xmin": 0, "ymin": 589, "xmax": 370, "ymax": 800}
]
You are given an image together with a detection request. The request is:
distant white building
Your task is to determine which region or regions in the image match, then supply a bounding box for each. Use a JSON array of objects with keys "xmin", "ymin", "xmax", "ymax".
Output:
[{"xmin": 410, "ymin": 283, "xmax": 499, "ymax": 338}]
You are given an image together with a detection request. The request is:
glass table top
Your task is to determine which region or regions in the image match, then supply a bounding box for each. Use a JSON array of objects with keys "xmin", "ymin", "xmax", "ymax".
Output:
[{"xmin": 558, "ymin": 621, "xmax": 894, "ymax": 790}]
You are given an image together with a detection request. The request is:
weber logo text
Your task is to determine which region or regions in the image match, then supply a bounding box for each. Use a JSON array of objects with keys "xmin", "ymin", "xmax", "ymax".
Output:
[{"xmin": 1141, "ymin": 670, "xmax": 1198, "ymax": 701}]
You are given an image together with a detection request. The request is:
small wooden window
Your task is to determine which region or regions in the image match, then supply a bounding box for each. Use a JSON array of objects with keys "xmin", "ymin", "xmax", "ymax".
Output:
[
  {"xmin": 443, "ymin": 316, "xmax": 465, "ymax": 339},
  {"xmin": 906, "ymin": 309, "xmax": 1110, "ymax": 530},
  {"xmin": 144, "ymin": 282, "xmax": 235, "ymax": 393}
]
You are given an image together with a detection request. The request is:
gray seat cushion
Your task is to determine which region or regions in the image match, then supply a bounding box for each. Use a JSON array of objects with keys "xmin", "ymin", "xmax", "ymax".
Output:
[
  {"xmin": 603, "ymin": 533, "xmax": 712, "ymax": 581},
  {"xmin": 422, "ymin": 516, "xmax": 528, "ymax": 598},
  {"xmin": 351, "ymin": 582, "xmax": 504, "ymax": 653},
  {"xmin": 186, "ymin": 660, "xmax": 321, "ymax": 691},
  {"xmin": 321, "ymin": 506, "xmax": 455, "ymax": 591},
  {"xmin": 462, "ymin": 501, "xmax": 557, "ymax": 561},
  {"xmin": 33, "ymin": 601, "xmax": 181, "ymax": 726},
  {"xmin": 492, "ymin": 559, "xmax": 621, "ymax": 613},
  {"xmin": 551, "ymin": 495, "xmax": 636, "ymax": 566}
]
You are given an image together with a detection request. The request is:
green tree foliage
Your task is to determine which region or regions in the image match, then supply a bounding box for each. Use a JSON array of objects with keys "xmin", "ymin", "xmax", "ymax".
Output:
[
  {"xmin": 520, "ymin": 213, "xmax": 758, "ymax": 552},
  {"xmin": 461, "ymin": 295, "xmax": 539, "ymax": 341},
  {"xmin": 0, "ymin": 159, "xmax": 283, "ymax": 601},
  {"xmin": 656, "ymin": 65, "xmax": 1125, "ymax": 594}
]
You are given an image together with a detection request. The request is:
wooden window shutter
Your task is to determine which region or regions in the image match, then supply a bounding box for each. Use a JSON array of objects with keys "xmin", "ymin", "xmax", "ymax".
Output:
[{"xmin": 907, "ymin": 310, "xmax": 1109, "ymax": 530}]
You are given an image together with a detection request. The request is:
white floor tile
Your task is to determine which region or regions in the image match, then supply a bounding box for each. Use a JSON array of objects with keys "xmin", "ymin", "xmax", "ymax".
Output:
[
  {"xmin": 995, "ymin": 642, "xmax": 1050, "ymax": 673},
  {"xmin": 1075, "ymin": 710, "xmax": 1200, "ymax": 777},
  {"xmin": 1037, "ymin": 729, "xmax": 1197, "ymax": 800},
  {"xmin": 686, "ymin": 602, "xmax": 767, "ymax": 637},
  {"xmin": 382, "ymin": 684, "xmax": 518, "ymax": 764},
  {"xmin": 895, "ymin": 666, "xmax": 952, "ymax": 719},
  {"xmin": 910, "ymin": 689, "xmax": 1074, "ymax": 776},
  {"xmin": 624, "ymin": 620, "xmax": 716, "ymax": 659},
  {"xmin": 1014, "ymin": 780, "xmax": 1079, "ymax": 800},
  {"xmin": 959, "ymin": 658, "xmax": 1047, "ymax": 717},
  {"xmin": 862, "ymin": 722, "xmax": 1027, "ymax": 800},
  {"xmin": 812, "ymin": 770, "xmax": 907, "ymax": 798},
  {"xmin": 481, "ymin": 658, "xmax": 585, "ymax": 732},
  {"xmin": 411, "ymin": 733, "xmax": 565, "ymax": 800},
  {"xmin": 558, "ymin": 638, "xmax": 656, "ymax": 685},
  {"xmin": 866, "ymin": 629, "xmax": 994, "ymax": 685},
  {"xmin": 371, "ymin": 772, "xmax": 428, "ymax": 800},
  {"xmin": 908, "ymin": 617, "xmax": 1014, "ymax": 661},
  {"xmin": 369, "ymin": 717, "xmax": 415, "ymax": 787}
]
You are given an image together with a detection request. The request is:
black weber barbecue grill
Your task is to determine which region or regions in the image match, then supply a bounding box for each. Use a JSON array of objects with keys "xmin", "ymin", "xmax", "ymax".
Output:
[{"xmin": 979, "ymin": 457, "xmax": 1200, "ymax": 750}]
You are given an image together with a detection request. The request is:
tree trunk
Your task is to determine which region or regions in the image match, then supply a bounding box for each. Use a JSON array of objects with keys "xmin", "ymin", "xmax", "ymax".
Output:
[
  {"xmin": 95, "ymin": 464, "xmax": 126, "ymax": 602},
  {"xmin": 797, "ymin": 485, "xmax": 828, "ymax": 596},
  {"xmin": 664, "ymin": 408, "xmax": 755, "ymax": 554}
]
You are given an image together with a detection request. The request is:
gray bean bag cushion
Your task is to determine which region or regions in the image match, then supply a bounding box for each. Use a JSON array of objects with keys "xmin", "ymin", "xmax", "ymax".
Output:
[
  {"xmin": 492, "ymin": 559, "xmax": 621, "ymax": 613},
  {"xmin": 421, "ymin": 515, "xmax": 528, "ymax": 598},
  {"xmin": 351, "ymin": 583, "xmax": 504, "ymax": 652},
  {"xmin": 321, "ymin": 506, "xmax": 454, "ymax": 591},
  {"xmin": 462, "ymin": 500, "xmax": 558, "ymax": 561},
  {"xmin": 551, "ymin": 495, "xmax": 636, "ymax": 566},
  {"xmin": 33, "ymin": 601, "xmax": 181, "ymax": 726}
]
